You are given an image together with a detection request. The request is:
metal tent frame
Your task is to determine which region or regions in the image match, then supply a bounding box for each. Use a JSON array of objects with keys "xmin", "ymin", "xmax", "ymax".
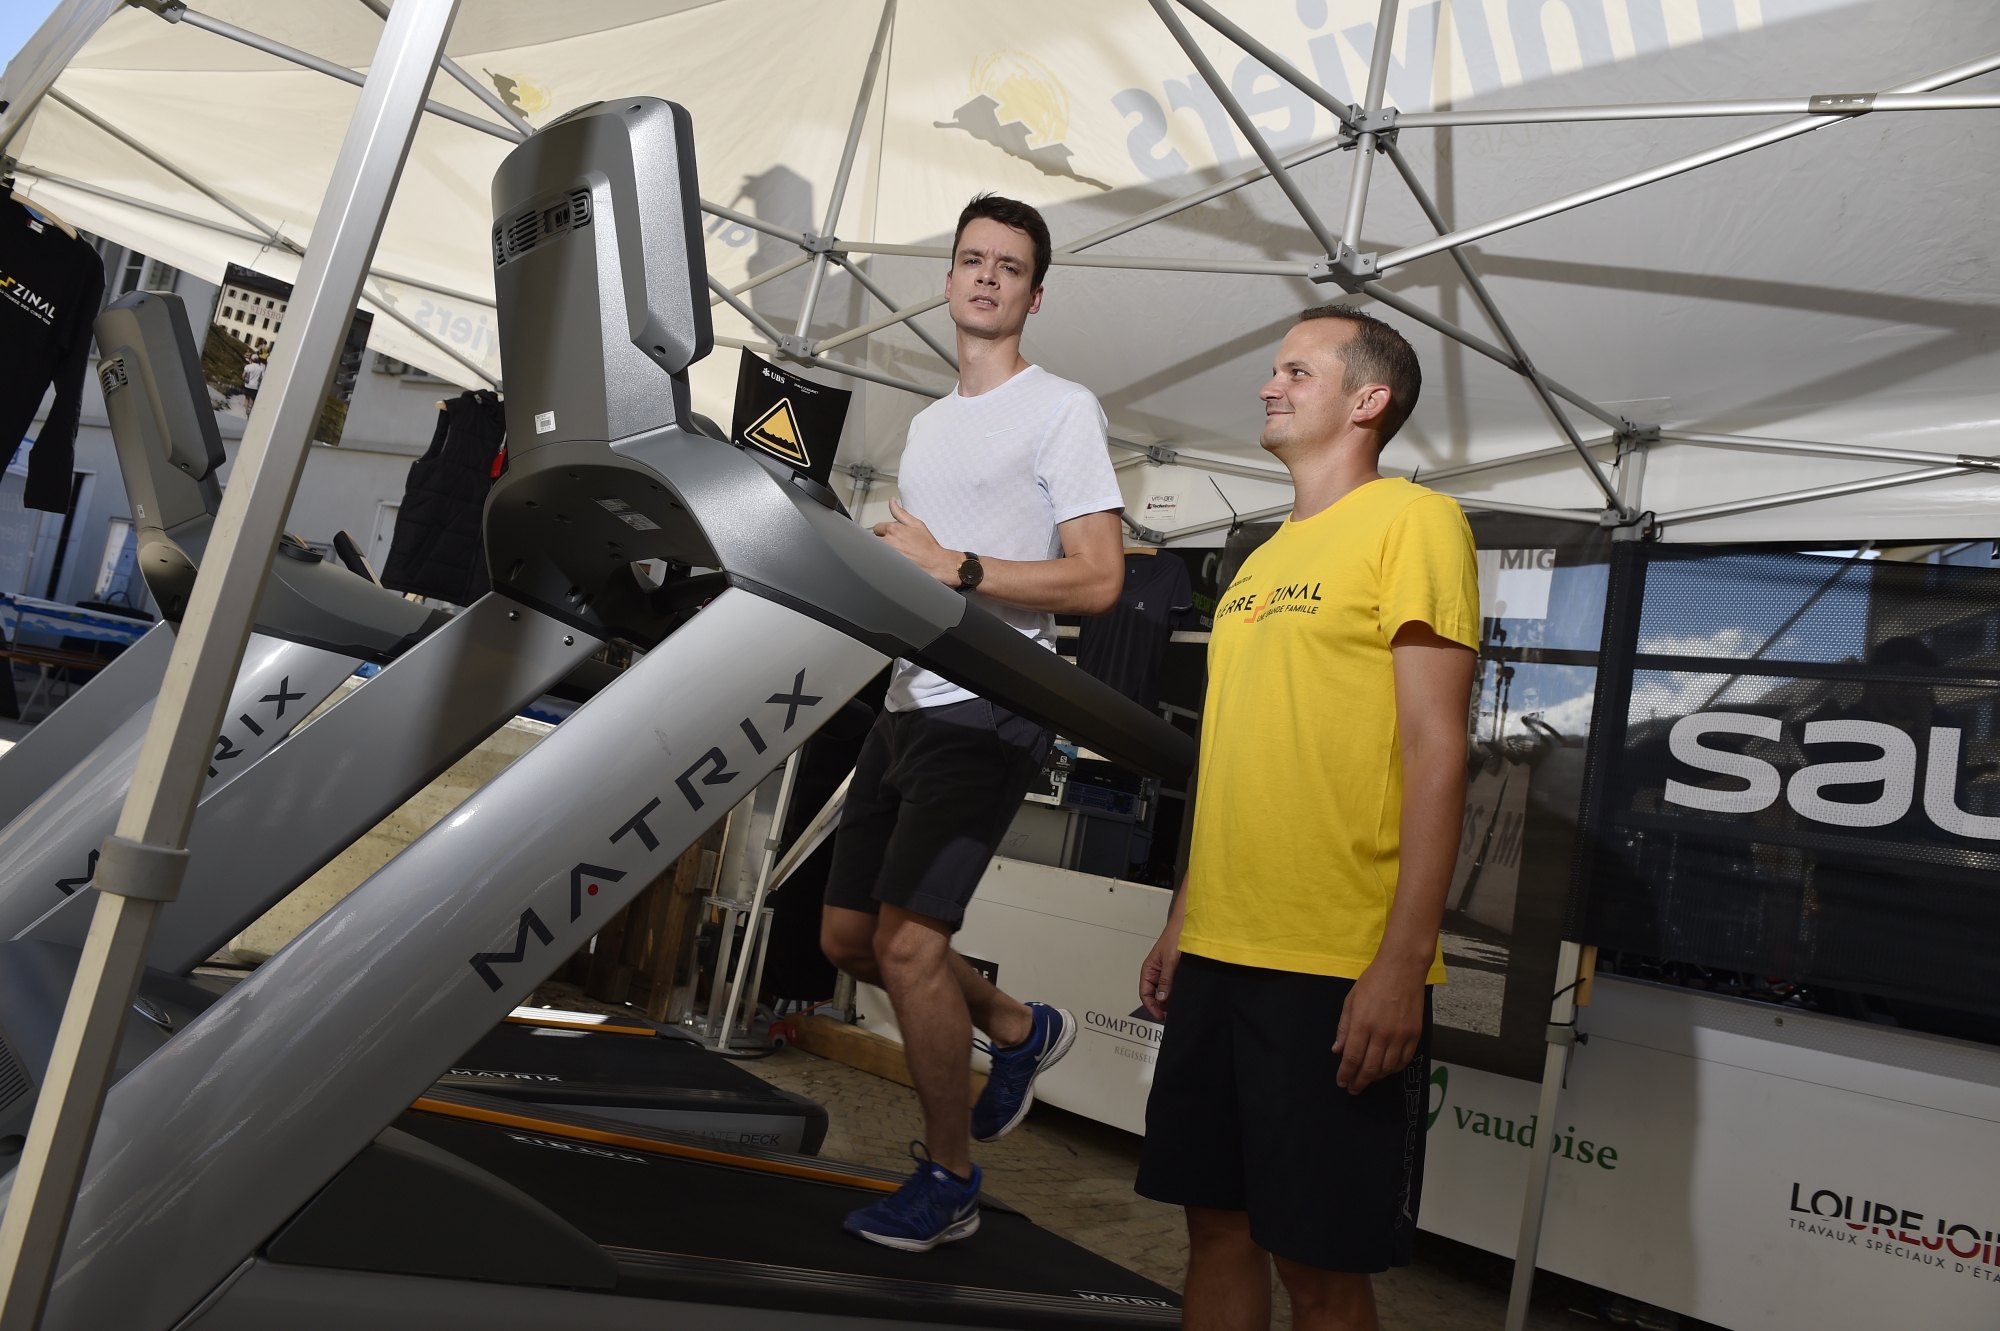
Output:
[
  {"xmin": 1, "ymin": 1, "xmax": 1998, "ymax": 1327},
  {"xmin": 9, "ymin": 1, "xmax": 2000, "ymax": 540}
]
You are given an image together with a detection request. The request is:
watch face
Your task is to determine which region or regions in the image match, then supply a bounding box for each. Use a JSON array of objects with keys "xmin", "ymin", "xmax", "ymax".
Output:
[{"xmin": 960, "ymin": 556, "xmax": 983, "ymax": 588}]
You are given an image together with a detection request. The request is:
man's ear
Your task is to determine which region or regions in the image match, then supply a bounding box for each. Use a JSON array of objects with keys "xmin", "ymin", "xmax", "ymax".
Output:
[
  {"xmin": 1351, "ymin": 384, "xmax": 1392, "ymax": 426},
  {"xmin": 1027, "ymin": 284, "xmax": 1044, "ymax": 316}
]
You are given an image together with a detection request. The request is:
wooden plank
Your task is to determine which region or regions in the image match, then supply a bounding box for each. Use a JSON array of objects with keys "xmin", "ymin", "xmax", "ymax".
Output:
[{"xmin": 792, "ymin": 1014, "xmax": 986, "ymax": 1099}]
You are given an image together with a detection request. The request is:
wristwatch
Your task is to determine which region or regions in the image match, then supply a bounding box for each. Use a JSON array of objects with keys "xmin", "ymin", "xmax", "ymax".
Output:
[{"xmin": 956, "ymin": 551, "xmax": 985, "ymax": 591}]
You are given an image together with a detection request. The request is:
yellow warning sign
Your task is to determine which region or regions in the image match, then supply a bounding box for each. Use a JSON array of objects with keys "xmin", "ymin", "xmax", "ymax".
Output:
[{"xmin": 745, "ymin": 398, "xmax": 809, "ymax": 467}]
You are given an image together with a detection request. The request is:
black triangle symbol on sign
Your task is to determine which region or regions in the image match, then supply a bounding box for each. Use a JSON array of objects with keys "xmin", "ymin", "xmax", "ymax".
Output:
[{"xmin": 746, "ymin": 398, "xmax": 809, "ymax": 467}]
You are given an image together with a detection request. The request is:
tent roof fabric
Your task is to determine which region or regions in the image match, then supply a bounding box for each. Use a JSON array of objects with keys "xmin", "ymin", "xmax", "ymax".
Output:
[{"xmin": 9, "ymin": 0, "xmax": 2000, "ymax": 543}]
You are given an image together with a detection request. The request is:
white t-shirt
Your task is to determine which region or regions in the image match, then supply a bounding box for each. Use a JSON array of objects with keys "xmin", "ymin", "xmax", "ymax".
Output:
[{"xmin": 884, "ymin": 364, "xmax": 1124, "ymax": 712}]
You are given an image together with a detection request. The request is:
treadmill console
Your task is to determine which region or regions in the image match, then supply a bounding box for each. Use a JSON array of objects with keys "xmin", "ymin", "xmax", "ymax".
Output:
[{"xmin": 490, "ymin": 96, "xmax": 713, "ymax": 457}]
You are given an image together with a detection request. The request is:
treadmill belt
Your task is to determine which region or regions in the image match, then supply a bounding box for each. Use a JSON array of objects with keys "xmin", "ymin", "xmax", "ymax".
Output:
[
  {"xmin": 397, "ymin": 1110, "xmax": 1178, "ymax": 1327},
  {"xmin": 454, "ymin": 1025, "xmax": 777, "ymax": 1095}
]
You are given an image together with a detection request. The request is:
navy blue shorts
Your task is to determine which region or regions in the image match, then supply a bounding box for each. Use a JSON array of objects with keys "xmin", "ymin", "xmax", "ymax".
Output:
[
  {"xmin": 1134, "ymin": 953, "xmax": 1434, "ymax": 1272},
  {"xmin": 822, "ymin": 699, "xmax": 1049, "ymax": 929}
]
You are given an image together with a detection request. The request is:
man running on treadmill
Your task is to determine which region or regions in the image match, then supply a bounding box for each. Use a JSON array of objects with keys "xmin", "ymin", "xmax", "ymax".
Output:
[{"xmin": 821, "ymin": 194, "xmax": 1125, "ymax": 1251}]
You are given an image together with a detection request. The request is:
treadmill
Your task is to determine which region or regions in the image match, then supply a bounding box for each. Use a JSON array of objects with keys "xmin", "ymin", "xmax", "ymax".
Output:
[
  {"xmin": 11, "ymin": 97, "xmax": 1192, "ymax": 1329},
  {"xmin": 0, "ymin": 291, "xmax": 829, "ymax": 1156},
  {"xmin": 0, "ymin": 288, "xmax": 444, "ymax": 945}
]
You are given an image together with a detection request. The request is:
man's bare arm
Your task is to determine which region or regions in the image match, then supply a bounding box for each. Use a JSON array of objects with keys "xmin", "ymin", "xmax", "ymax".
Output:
[
  {"xmin": 874, "ymin": 501, "xmax": 1124, "ymax": 615},
  {"xmin": 1331, "ymin": 621, "xmax": 1475, "ymax": 1094}
]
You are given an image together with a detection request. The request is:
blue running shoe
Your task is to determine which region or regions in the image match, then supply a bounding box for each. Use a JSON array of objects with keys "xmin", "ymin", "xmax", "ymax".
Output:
[
  {"xmin": 843, "ymin": 1142, "xmax": 982, "ymax": 1251},
  {"xmin": 972, "ymin": 1002, "xmax": 1076, "ymax": 1142}
]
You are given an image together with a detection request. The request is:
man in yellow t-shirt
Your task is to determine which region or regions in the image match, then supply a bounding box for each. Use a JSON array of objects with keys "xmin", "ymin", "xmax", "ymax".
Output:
[{"xmin": 1135, "ymin": 305, "xmax": 1478, "ymax": 1330}]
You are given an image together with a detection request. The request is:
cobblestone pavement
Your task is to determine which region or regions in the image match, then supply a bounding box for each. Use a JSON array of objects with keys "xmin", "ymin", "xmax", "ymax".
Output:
[{"xmin": 741, "ymin": 1046, "xmax": 1601, "ymax": 1331}]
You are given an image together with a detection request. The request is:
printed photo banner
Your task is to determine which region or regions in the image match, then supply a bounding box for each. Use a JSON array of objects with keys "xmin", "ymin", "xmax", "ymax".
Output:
[
  {"xmin": 1433, "ymin": 514, "xmax": 1612, "ymax": 1082},
  {"xmin": 203, "ymin": 263, "xmax": 371, "ymax": 447},
  {"xmin": 1570, "ymin": 545, "xmax": 2000, "ymax": 1017}
]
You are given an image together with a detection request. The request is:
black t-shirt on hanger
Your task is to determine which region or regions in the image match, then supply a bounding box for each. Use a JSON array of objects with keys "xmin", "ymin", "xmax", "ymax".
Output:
[
  {"xmin": 0, "ymin": 197, "xmax": 106, "ymax": 512},
  {"xmin": 1076, "ymin": 552, "xmax": 1196, "ymax": 714}
]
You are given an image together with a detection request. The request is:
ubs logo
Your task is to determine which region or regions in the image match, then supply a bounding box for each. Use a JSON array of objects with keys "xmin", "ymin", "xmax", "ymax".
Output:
[{"xmin": 1665, "ymin": 712, "xmax": 1997, "ymax": 838}]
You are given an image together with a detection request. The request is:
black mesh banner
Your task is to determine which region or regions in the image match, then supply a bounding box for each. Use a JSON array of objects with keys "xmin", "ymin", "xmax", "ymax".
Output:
[{"xmin": 1570, "ymin": 545, "xmax": 2000, "ymax": 1016}]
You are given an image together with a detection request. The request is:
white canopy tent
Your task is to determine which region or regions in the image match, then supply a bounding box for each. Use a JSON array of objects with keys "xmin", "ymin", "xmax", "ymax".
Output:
[
  {"xmin": 0, "ymin": 5, "xmax": 1995, "ymax": 1326},
  {"xmin": 4, "ymin": 0, "xmax": 1998, "ymax": 546}
]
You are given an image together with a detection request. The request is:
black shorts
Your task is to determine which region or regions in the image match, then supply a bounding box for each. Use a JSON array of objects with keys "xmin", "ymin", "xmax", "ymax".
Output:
[
  {"xmin": 1134, "ymin": 954, "xmax": 1433, "ymax": 1272},
  {"xmin": 822, "ymin": 698, "xmax": 1050, "ymax": 929}
]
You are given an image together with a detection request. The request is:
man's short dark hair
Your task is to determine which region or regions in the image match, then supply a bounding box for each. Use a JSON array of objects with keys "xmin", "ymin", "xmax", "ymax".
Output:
[
  {"xmin": 1297, "ymin": 304, "xmax": 1421, "ymax": 444},
  {"xmin": 954, "ymin": 194, "xmax": 1051, "ymax": 289}
]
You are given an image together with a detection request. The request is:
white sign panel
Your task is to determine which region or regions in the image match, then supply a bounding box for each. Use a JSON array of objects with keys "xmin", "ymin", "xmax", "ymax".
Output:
[
  {"xmin": 1425, "ymin": 978, "xmax": 2000, "ymax": 1330},
  {"xmin": 1477, "ymin": 547, "xmax": 1556, "ymax": 621},
  {"xmin": 855, "ymin": 857, "xmax": 1172, "ymax": 1135}
]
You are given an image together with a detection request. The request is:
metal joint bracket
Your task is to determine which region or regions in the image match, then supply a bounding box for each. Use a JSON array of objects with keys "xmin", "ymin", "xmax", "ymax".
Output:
[
  {"xmin": 1615, "ymin": 424, "xmax": 1660, "ymax": 455},
  {"xmin": 1808, "ymin": 93, "xmax": 1875, "ymax": 114},
  {"xmin": 1955, "ymin": 454, "xmax": 2000, "ymax": 471},
  {"xmin": 1307, "ymin": 243, "xmax": 1379, "ymax": 291},
  {"xmin": 775, "ymin": 334, "xmax": 815, "ymax": 360},
  {"xmin": 1545, "ymin": 1023, "xmax": 1587, "ymax": 1048},
  {"xmin": 1338, "ymin": 105, "xmax": 1399, "ymax": 150},
  {"xmin": 1597, "ymin": 504, "xmax": 1647, "ymax": 529},
  {"xmin": 800, "ymin": 233, "xmax": 840, "ymax": 255},
  {"xmin": 130, "ymin": 0, "xmax": 187, "ymax": 20},
  {"xmin": 92, "ymin": 835, "xmax": 191, "ymax": 903},
  {"xmin": 1145, "ymin": 444, "xmax": 1179, "ymax": 466},
  {"xmin": 1132, "ymin": 524, "xmax": 1169, "ymax": 544},
  {"xmin": 1606, "ymin": 509, "xmax": 1659, "ymax": 541},
  {"xmin": 845, "ymin": 463, "xmax": 877, "ymax": 485}
]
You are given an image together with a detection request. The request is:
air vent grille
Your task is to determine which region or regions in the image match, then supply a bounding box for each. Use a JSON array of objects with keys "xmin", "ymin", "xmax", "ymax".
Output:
[
  {"xmin": 493, "ymin": 188, "xmax": 594, "ymax": 269},
  {"xmin": 0, "ymin": 1033, "xmax": 28, "ymax": 1114},
  {"xmin": 98, "ymin": 357, "xmax": 129, "ymax": 397}
]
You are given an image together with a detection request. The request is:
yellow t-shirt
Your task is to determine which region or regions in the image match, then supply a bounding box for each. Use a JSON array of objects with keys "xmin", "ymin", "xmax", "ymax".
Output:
[{"xmin": 1181, "ymin": 478, "xmax": 1479, "ymax": 981}]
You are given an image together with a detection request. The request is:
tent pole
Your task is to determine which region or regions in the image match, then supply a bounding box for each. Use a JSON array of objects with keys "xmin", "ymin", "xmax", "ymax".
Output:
[
  {"xmin": 842, "ymin": 243, "xmax": 1315, "ymax": 276},
  {"xmin": 708, "ymin": 274, "xmax": 792, "ymax": 348},
  {"xmin": 833, "ymin": 253, "xmax": 957, "ymax": 371},
  {"xmin": 701, "ymin": 199, "xmax": 808, "ymax": 246},
  {"xmin": 1148, "ymin": 0, "xmax": 1343, "ymax": 259},
  {"xmin": 1340, "ymin": 0, "xmax": 1399, "ymax": 248},
  {"xmin": 814, "ymin": 295, "xmax": 947, "ymax": 355},
  {"xmin": 12, "ymin": 164, "xmax": 497, "ymax": 310},
  {"xmin": 714, "ymin": 754, "xmax": 803, "ymax": 1045},
  {"xmin": 10, "ymin": 162, "xmax": 270, "ymax": 244},
  {"xmin": 1353, "ymin": 282, "xmax": 1617, "ymax": 431},
  {"xmin": 794, "ymin": 0, "xmax": 896, "ymax": 341},
  {"xmin": 353, "ymin": 0, "xmax": 531, "ymax": 139},
  {"xmin": 1379, "ymin": 139, "xmax": 1627, "ymax": 507},
  {"xmin": 1415, "ymin": 439, "xmax": 1617, "ymax": 485},
  {"xmin": 1379, "ymin": 48, "xmax": 2000, "ymax": 273},
  {"xmin": 1656, "ymin": 462, "xmax": 1978, "ymax": 527},
  {"xmin": 1503, "ymin": 940, "xmax": 1586, "ymax": 1331},
  {"xmin": 1059, "ymin": 132, "xmax": 1350, "ymax": 253},
  {"xmin": 1658, "ymin": 429, "xmax": 2000, "ymax": 472},
  {"xmin": 363, "ymin": 279, "xmax": 497, "ymax": 387},
  {"xmin": 45, "ymin": 88, "xmax": 292, "ymax": 249},
  {"xmin": 0, "ymin": 0, "xmax": 121, "ymax": 152},
  {"xmin": 165, "ymin": 4, "xmax": 518, "ymax": 143},
  {"xmin": 709, "ymin": 252, "xmax": 814, "ymax": 307},
  {"xmin": 1397, "ymin": 89, "xmax": 2000, "ymax": 129},
  {"xmin": 1174, "ymin": 0, "xmax": 1356, "ymax": 128},
  {"xmin": 0, "ymin": 3, "xmax": 460, "ymax": 1327},
  {"xmin": 805, "ymin": 353, "xmax": 946, "ymax": 400}
]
